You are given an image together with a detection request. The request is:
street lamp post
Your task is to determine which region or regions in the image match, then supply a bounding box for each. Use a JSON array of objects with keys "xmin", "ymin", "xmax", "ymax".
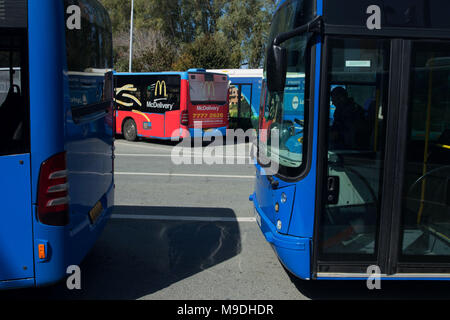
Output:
[{"xmin": 129, "ymin": 0, "xmax": 134, "ymax": 72}]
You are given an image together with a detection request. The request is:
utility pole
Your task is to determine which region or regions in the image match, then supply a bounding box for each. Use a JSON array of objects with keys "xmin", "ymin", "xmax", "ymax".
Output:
[{"xmin": 129, "ymin": 0, "xmax": 134, "ymax": 72}]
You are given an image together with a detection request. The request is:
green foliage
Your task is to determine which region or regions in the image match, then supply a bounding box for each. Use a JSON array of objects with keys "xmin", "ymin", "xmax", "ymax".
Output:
[
  {"xmin": 218, "ymin": 0, "xmax": 276, "ymax": 68},
  {"xmin": 98, "ymin": 0, "xmax": 130, "ymax": 32},
  {"xmin": 98, "ymin": 0, "xmax": 277, "ymax": 72},
  {"xmin": 134, "ymin": 42, "xmax": 177, "ymax": 72},
  {"xmin": 172, "ymin": 33, "xmax": 241, "ymax": 71}
]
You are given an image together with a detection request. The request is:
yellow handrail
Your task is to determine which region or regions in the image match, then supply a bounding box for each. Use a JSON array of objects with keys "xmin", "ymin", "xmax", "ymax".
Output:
[
  {"xmin": 373, "ymin": 89, "xmax": 381, "ymax": 152},
  {"xmin": 417, "ymin": 58, "xmax": 434, "ymax": 225}
]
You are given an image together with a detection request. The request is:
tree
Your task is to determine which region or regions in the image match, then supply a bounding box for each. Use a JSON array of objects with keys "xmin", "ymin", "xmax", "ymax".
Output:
[
  {"xmin": 99, "ymin": 0, "xmax": 277, "ymax": 71},
  {"xmin": 172, "ymin": 33, "xmax": 240, "ymax": 71},
  {"xmin": 99, "ymin": 0, "xmax": 131, "ymax": 32},
  {"xmin": 112, "ymin": 29, "xmax": 177, "ymax": 72},
  {"xmin": 218, "ymin": 0, "xmax": 276, "ymax": 68}
]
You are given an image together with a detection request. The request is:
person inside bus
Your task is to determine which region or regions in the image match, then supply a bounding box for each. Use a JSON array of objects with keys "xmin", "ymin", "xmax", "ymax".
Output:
[{"xmin": 329, "ymin": 87, "xmax": 368, "ymax": 150}]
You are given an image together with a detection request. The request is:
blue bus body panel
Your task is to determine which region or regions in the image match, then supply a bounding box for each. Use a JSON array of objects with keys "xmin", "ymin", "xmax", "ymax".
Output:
[
  {"xmin": 64, "ymin": 70, "xmax": 114, "ymax": 268},
  {"xmin": 114, "ymin": 71, "xmax": 189, "ymax": 81},
  {"xmin": 28, "ymin": 0, "xmax": 66, "ymax": 287},
  {"xmin": 286, "ymin": 41, "xmax": 322, "ymax": 239},
  {"xmin": 59, "ymin": 16, "xmax": 114, "ymax": 285},
  {"xmin": 0, "ymin": 154, "xmax": 34, "ymax": 283},
  {"xmin": 253, "ymin": 46, "xmax": 322, "ymax": 280},
  {"xmin": 0, "ymin": 0, "xmax": 113, "ymax": 290},
  {"xmin": 28, "ymin": 0, "xmax": 114, "ymax": 288},
  {"xmin": 252, "ymin": 191, "xmax": 311, "ymax": 279},
  {"xmin": 317, "ymin": 0, "xmax": 323, "ymax": 15},
  {"xmin": 0, "ymin": 278, "xmax": 35, "ymax": 290},
  {"xmin": 253, "ymin": 0, "xmax": 323, "ymax": 280},
  {"xmin": 28, "ymin": 0, "xmax": 66, "ymax": 203}
]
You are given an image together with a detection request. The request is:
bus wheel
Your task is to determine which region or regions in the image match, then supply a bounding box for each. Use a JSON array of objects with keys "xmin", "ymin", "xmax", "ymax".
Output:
[{"xmin": 123, "ymin": 119, "xmax": 137, "ymax": 141}]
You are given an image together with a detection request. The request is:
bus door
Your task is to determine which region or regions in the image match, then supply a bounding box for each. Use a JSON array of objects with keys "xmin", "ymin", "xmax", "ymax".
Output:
[
  {"xmin": 314, "ymin": 37, "xmax": 450, "ymax": 277},
  {"xmin": 229, "ymin": 83, "xmax": 253, "ymax": 130},
  {"xmin": 154, "ymin": 75, "xmax": 182, "ymax": 138},
  {"xmin": 0, "ymin": 31, "xmax": 33, "ymax": 282}
]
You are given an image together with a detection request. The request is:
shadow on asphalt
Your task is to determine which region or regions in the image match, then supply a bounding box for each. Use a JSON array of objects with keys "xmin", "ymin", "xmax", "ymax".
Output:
[
  {"xmin": 0, "ymin": 206, "xmax": 242, "ymax": 300},
  {"xmin": 287, "ymin": 270, "xmax": 450, "ymax": 300}
]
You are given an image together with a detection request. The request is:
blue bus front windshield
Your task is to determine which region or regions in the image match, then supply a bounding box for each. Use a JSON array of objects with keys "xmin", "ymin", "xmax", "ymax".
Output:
[{"xmin": 259, "ymin": 0, "xmax": 314, "ymax": 175}]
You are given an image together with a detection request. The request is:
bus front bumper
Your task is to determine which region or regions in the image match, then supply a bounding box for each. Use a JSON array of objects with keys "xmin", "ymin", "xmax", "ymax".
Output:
[{"xmin": 251, "ymin": 193, "xmax": 311, "ymax": 280}]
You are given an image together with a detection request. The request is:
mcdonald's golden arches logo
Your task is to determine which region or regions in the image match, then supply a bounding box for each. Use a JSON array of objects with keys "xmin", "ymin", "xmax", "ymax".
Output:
[{"xmin": 154, "ymin": 80, "xmax": 168, "ymax": 98}]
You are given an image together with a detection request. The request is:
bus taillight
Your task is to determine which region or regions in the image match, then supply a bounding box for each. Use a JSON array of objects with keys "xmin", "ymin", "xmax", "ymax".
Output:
[
  {"xmin": 181, "ymin": 110, "xmax": 189, "ymax": 126},
  {"xmin": 37, "ymin": 152, "xmax": 69, "ymax": 226}
]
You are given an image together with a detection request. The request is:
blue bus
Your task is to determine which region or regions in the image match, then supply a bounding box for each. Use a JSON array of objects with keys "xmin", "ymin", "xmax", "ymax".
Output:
[
  {"xmin": 208, "ymin": 69, "xmax": 263, "ymax": 130},
  {"xmin": 252, "ymin": 0, "xmax": 450, "ymax": 280},
  {"xmin": 0, "ymin": 0, "xmax": 114, "ymax": 289}
]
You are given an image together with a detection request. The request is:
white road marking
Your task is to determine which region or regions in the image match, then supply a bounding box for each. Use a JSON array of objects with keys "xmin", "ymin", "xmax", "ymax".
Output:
[
  {"xmin": 116, "ymin": 153, "xmax": 252, "ymax": 160},
  {"xmin": 111, "ymin": 214, "xmax": 256, "ymax": 223},
  {"xmin": 115, "ymin": 141, "xmax": 173, "ymax": 152},
  {"xmin": 115, "ymin": 172, "xmax": 255, "ymax": 179},
  {"xmin": 115, "ymin": 141, "xmax": 250, "ymax": 150}
]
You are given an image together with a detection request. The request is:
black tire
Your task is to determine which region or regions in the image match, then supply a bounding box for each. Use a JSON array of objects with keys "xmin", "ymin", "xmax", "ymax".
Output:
[{"xmin": 123, "ymin": 119, "xmax": 137, "ymax": 142}]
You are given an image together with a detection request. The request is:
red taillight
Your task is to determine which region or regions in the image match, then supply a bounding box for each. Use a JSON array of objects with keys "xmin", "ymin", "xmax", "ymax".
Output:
[
  {"xmin": 181, "ymin": 110, "xmax": 189, "ymax": 126},
  {"xmin": 37, "ymin": 152, "xmax": 69, "ymax": 226}
]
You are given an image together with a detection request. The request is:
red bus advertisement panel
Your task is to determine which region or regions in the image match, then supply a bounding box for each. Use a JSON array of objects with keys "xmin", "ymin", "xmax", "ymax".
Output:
[
  {"xmin": 114, "ymin": 74, "xmax": 183, "ymax": 141},
  {"xmin": 188, "ymin": 72, "xmax": 229, "ymax": 136}
]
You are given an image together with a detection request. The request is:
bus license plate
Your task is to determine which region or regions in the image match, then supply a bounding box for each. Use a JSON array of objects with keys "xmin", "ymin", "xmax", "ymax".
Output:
[{"xmin": 89, "ymin": 201, "xmax": 104, "ymax": 224}]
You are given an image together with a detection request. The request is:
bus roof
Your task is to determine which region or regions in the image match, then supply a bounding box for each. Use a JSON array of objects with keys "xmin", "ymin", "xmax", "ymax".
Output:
[
  {"xmin": 274, "ymin": 0, "xmax": 450, "ymax": 39},
  {"xmin": 206, "ymin": 69, "xmax": 263, "ymax": 78},
  {"xmin": 114, "ymin": 71, "xmax": 187, "ymax": 76},
  {"xmin": 114, "ymin": 70, "xmax": 229, "ymax": 80}
]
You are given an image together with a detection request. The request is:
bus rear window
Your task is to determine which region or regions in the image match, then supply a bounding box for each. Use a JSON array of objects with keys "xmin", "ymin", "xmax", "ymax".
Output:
[
  {"xmin": 189, "ymin": 73, "xmax": 228, "ymax": 105},
  {"xmin": 0, "ymin": 32, "xmax": 29, "ymax": 156}
]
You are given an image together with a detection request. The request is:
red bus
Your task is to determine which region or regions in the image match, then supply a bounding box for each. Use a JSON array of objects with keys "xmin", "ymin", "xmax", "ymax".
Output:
[{"xmin": 113, "ymin": 69, "xmax": 229, "ymax": 141}]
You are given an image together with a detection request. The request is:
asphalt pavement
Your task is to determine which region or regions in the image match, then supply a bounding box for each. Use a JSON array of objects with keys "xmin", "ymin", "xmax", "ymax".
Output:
[{"xmin": 2, "ymin": 138, "xmax": 450, "ymax": 300}]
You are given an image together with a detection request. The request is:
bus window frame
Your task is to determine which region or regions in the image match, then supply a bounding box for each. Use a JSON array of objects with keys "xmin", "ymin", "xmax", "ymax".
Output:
[
  {"xmin": 229, "ymin": 83, "xmax": 254, "ymax": 125},
  {"xmin": 396, "ymin": 40, "xmax": 450, "ymax": 268},
  {"xmin": 188, "ymin": 72, "xmax": 229, "ymax": 106},
  {"xmin": 257, "ymin": 35, "xmax": 318, "ymax": 183},
  {"xmin": 0, "ymin": 29, "xmax": 30, "ymax": 157}
]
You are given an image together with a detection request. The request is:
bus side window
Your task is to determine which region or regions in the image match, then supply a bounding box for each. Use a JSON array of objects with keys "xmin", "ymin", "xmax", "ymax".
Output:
[
  {"xmin": 0, "ymin": 39, "xmax": 29, "ymax": 156},
  {"xmin": 329, "ymin": 86, "xmax": 374, "ymax": 151}
]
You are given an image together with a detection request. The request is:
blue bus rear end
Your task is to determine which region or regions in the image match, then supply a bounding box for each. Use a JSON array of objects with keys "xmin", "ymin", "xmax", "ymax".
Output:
[
  {"xmin": 0, "ymin": 0, "xmax": 114, "ymax": 290},
  {"xmin": 208, "ymin": 69, "xmax": 263, "ymax": 130}
]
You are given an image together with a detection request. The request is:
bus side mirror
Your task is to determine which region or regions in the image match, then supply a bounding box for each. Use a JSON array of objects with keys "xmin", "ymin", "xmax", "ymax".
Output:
[{"xmin": 267, "ymin": 44, "xmax": 287, "ymax": 93}]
